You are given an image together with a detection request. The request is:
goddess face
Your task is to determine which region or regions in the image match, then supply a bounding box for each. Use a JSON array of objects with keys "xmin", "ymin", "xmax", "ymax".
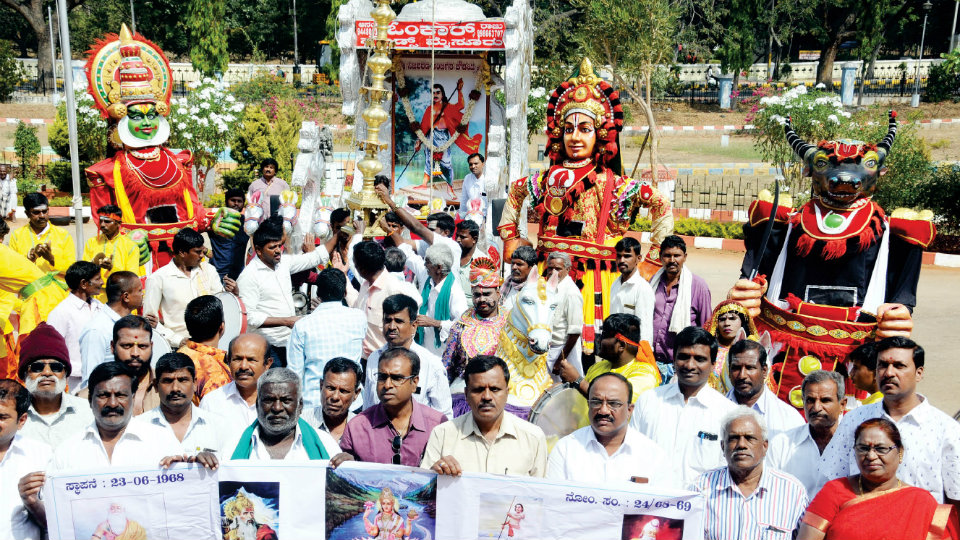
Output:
[
  {"xmin": 126, "ymin": 103, "xmax": 160, "ymax": 141},
  {"xmin": 562, "ymin": 112, "xmax": 596, "ymax": 161}
]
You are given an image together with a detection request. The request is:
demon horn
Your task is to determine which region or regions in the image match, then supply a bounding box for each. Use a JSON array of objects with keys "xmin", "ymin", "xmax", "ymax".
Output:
[
  {"xmin": 876, "ymin": 110, "xmax": 898, "ymax": 162},
  {"xmin": 783, "ymin": 116, "xmax": 816, "ymax": 161}
]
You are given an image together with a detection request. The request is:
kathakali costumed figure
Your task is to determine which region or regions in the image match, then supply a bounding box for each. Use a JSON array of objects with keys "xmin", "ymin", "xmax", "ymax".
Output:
[
  {"xmin": 497, "ymin": 58, "xmax": 673, "ymax": 348},
  {"xmin": 84, "ymin": 24, "xmax": 240, "ymax": 268},
  {"xmin": 729, "ymin": 111, "xmax": 935, "ymax": 409}
]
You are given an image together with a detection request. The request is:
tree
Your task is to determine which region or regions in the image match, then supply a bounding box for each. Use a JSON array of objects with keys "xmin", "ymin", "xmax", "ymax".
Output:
[
  {"xmin": 571, "ymin": 0, "xmax": 679, "ymax": 183},
  {"xmin": 714, "ymin": 0, "xmax": 765, "ymax": 84},
  {"xmin": 0, "ymin": 0, "xmax": 89, "ymax": 92},
  {"xmin": 0, "ymin": 39, "xmax": 22, "ymax": 101},
  {"xmin": 187, "ymin": 0, "xmax": 227, "ymax": 77},
  {"xmin": 14, "ymin": 121, "xmax": 41, "ymax": 183}
]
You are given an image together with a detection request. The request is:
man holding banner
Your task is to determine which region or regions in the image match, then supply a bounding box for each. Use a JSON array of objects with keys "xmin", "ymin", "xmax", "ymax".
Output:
[
  {"xmin": 224, "ymin": 368, "xmax": 340, "ymax": 460},
  {"xmin": 423, "ymin": 355, "xmax": 547, "ymax": 477}
]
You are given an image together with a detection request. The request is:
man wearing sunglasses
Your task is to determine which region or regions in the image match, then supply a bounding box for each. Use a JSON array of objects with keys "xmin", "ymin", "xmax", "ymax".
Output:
[
  {"xmin": 333, "ymin": 348, "xmax": 447, "ymax": 467},
  {"xmin": 16, "ymin": 322, "xmax": 94, "ymax": 447},
  {"xmin": 546, "ymin": 372, "xmax": 673, "ymax": 486}
]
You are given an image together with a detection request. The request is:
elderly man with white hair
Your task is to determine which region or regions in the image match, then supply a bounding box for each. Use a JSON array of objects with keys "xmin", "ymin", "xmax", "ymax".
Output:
[
  {"xmin": 223, "ymin": 367, "xmax": 341, "ymax": 460},
  {"xmin": 546, "ymin": 251, "xmax": 585, "ymax": 378},
  {"xmin": 691, "ymin": 406, "xmax": 808, "ymax": 540},
  {"xmin": 413, "ymin": 243, "xmax": 468, "ymax": 357}
]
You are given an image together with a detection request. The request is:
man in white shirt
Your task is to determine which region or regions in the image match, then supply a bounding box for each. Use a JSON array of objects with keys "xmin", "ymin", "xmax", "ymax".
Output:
[
  {"xmin": 630, "ymin": 326, "xmax": 737, "ymax": 485},
  {"xmin": 453, "ymin": 219, "xmax": 484, "ymax": 301},
  {"xmin": 459, "ymin": 153, "xmax": 487, "ymax": 220},
  {"xmin": 725, "ymin": 340, "xmax": 804, "ymax": 435},
  {"xmin": 144, "ymin": 228, "xmax": 225, "ymax": 348},
  {"xmin": 0, "ymin": 163, "xmax": 16, "ymax": 221},
  {"xmin": 342, "ymin": 241, "xmax": 421, "ymax": 359},
  {"xmin": 767, "ymin": 370, "xmax": 845, "ymax": 497},
  {"xmin": 78, "ymin": 271, "xmax": 171, "ymax": 391},
  {"xmin": 499, "ymin": 244, "xmax": 537, "ymax": 312},
  {"xmin": 415, "ymin": 244, "xmax": 468, "ymax": 357},
  {"xmin": 223, "ymin": 368, "xmax": 341, "ymax": 460},
  {"xmin": 135, "ymin": 352, "xmax": 233, "ymax": 456},
  {"xmin": 303, "ymin": 358, "xmax": 360, "ymax": 443},
  {"xmin": 201, "ymin": 333, "xmax": 273, "ymax": 431},
  {"xmin": 1, "ymin": 379, "xmax": 52, "ymax": 540},
  {"xmin": 375, "ymin": 183, "xmax": 461, "ymax": 266},
  {"xmin": 362, "ymin": 294, "xmax": 453, "ymax": 418},
  {"xmin": 547, "ymin": 372, "xmax": 673, "ymax": 486},
  {"xmin": 50, "ymin": 362, "xmax": 193, "ymax": 471},
  {"xmin": 46, "ymin": 261, "xmax": 104, "ymax": 388},
  {"xmin": 16, "ymin": 324, "xmax": 93, "ymax": 447},
  {"xmin": 288, "ymin": 268, "xmax": 366, "ymax": 410},
  {"xmin": 546, "ymin": 252, "xmax": 584, "ymax": 376},
  {"xmin": 609, "ymin": 237, "xmax": 655, "ymax": 344},
  {"xmin": 819, "ymin": 337, "xmax": 960, "ymax": 504},
  {"xmin": 237, "ymin": 216, "xmax": 328, "ymax": 368}
]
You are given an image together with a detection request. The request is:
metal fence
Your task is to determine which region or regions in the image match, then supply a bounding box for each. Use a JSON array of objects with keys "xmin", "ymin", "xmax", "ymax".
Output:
[
  {"xmin": 669, "ymin": 175, "xmax": 768, "ymax": 212},
  {"xmin": 622, "ymin": 77, "xmax": 933, "ymax": 106}
]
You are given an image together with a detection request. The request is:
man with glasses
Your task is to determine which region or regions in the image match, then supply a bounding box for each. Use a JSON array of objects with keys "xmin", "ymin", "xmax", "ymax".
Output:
[
  {"xmin": 17, "ymin": 322, "xmax": 93, "ymax": 447},
  {"xmin": 333, "ymin": 348, "xmax": 447, "ymax": 467},
  {"xmin": 546, "ymin": 372, "xmax": 673, "ymax": 485}
]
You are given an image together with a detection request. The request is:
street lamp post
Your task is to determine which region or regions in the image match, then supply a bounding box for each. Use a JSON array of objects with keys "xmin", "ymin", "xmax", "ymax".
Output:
[
  {"xmin": 912, "ymin": 0, "xmax": 933, "ymax": 107},
  {"xmin": 291, "ymin": 0, "xmax": 300, "ymax": 87},
  {"xmin": 55, "ymin": 0, "xmax": 84, "ymax": 258},
  {"xmin": 951, "ymin": 0, "xmax": 959, "ymax": 52}
]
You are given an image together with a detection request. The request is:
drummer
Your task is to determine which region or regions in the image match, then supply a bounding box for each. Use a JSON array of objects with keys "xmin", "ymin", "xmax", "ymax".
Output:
[
  {"xmin": 554, "ymin": 314, "xmax": 660, "ymax": 403},
  {"xmin": 546, "ymin": 372, "xmax": 674, "ymax": 486}
]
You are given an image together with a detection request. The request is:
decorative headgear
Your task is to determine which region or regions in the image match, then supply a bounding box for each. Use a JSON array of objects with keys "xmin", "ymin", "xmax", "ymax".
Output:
[
  {"xmin": 469, "ymin": 255, "xmax": 502, "ymax": 288},
  {"xmin": 545, "ymin": 57, "xmax": 624, "ymax": 165},
  {"xmin": 85, "ymin": 24, "xmax": 173, "ymax": 121},
  {"xmin": 18, "ymin": 322, "xmax": 71, "ymax": 379},
  {"xmin": 705, "ymin": 300, "xmax": 758, "ymax": 338},
  {"xmin": 784, "ymin": 110, "xmax": 898, "ymax": 166}
]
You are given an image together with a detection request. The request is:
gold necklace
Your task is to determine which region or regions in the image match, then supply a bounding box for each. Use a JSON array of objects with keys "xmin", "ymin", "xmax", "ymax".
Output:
[{"xmin": 859, "ymin": 475, "xmax": 900, "ymax": 495}]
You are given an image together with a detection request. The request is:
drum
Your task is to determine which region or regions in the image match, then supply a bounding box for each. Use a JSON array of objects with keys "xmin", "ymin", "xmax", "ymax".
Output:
[
  {"xmin": 527, "ymin": 383, "xmax": 590, "ymax": 452},
  {"xmin": 215, "ymin": 292, "xmax": 247, "ymax": 351}
]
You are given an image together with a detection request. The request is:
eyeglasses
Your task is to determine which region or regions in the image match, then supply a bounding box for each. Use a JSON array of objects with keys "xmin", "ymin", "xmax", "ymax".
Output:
[
  {"xmin": 392, "ymin": 435, "xmax": 402, "ymax": 465},
  {"xmin": 587, "ymin": 399, "xmax": 626, "ymax": 411},
  {"xmin": 28, "ymin": 361, "xmax": 66, "ymax": 373},
  {"xmin": 375, "ymin": 372, "xmax": 416, "ymax": 384},
  {"xmin": 854, "ymin": 444, "xmax": 897, "ymax": 456}
]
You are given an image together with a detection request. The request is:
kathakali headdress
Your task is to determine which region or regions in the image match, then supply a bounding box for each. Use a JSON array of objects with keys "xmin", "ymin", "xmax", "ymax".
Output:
[
  {"xmin": 545, "ymin": 57, "xmax": 624, "ymax": 166},
  {"xmin": 469, "ymin": 256, "xmax": 502, "ymax": 288},
  {"xmin": 85, "ymin": 24, "xmax": 173, "ymax": 121}
]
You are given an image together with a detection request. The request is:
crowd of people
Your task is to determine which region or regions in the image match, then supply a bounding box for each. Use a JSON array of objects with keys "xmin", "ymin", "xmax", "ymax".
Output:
[{"xmin": 1, "ymin": 157, "xmax": 959, "ymax": 540}]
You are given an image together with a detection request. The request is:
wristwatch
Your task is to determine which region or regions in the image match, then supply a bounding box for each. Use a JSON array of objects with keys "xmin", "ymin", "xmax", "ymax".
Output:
[{"xmin": 573, "ymin": 375, "xmax": 585, "ymax": 388}]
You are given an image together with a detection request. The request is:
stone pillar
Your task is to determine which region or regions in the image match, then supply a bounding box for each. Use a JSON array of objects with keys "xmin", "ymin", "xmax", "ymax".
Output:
[
  {"xmin": 840, "ymin": 62, "xmax": 858, "ymax": 105},
  {"xmin": 717, "ymin": 75, "xmax": 734, "ymax": 109}
]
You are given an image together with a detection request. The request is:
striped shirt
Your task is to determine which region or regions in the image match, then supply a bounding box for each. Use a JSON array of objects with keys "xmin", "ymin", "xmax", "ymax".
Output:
[{"xmin": 692, "ymin": 466, "xmax": 808, "ymax": 540}]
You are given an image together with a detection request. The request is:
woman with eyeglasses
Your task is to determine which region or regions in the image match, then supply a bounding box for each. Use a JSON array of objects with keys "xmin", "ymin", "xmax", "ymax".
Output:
[{"xmin": 797, "ymin": 418, "xmax": 959, "ymax": 540}]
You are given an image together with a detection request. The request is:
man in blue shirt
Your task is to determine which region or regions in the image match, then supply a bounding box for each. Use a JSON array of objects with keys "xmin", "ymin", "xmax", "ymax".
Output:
[{"xmin": 208, "ymin": 188, "xmax": 249, "ymax": 281}]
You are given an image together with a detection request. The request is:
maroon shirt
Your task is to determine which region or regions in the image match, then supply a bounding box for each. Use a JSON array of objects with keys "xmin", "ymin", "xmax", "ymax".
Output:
[{"xmin": 339, "ymin": 401, "xmax": 447, "ymax": 467}]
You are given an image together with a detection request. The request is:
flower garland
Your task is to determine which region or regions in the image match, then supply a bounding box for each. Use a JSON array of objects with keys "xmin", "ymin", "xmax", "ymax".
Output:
[{"xmin": 394, "ymin": 56, "xmax": 489, "ymax": 154}]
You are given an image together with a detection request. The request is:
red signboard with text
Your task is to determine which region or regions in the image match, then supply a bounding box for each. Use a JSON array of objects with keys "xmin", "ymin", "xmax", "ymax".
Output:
[{"xmin": 355, "ymin": 20, "xmax": 505, "ymax": 50}]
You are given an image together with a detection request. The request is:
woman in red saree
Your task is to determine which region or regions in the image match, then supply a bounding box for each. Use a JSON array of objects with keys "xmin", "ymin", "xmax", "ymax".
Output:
[{"xmin": 797, "ymin": 418, "xmax": 959, "ymax": 540}]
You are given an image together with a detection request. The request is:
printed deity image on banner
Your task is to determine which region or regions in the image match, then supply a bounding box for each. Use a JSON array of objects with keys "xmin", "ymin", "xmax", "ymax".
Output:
[
  {"xmin": 393, "ymin": 55, "xmax": 488, "ymax": 192},
  {"xmin": 325, "ymin": 466, "xmax": 437, "ymax": 540},
  {"xmin": 219, "ymin": 481, "xmax": 280, "ymax": 540},
  {"xmin": 621, "ymin": 514, "xmax": 684, "ymax": 540},
  {"xmin": 476, "ymin": 494, "xmax": 543, "ymax": 539},
  {"xmin": 70, "ymin": 496, "xmax": 160, "ymax": 540}
]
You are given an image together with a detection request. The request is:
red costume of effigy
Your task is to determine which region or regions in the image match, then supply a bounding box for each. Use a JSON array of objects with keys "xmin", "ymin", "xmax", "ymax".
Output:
[
  {"xmin": 731, "ymin": 112, "xmax": 934, "ymax": 409},
  {"xmin": 83, "ymin": 25, "xmax": 239, "ymax": 269},
  {"xmin": 497, "ymin": 58, "xmax": 674, "ymax": 350}
]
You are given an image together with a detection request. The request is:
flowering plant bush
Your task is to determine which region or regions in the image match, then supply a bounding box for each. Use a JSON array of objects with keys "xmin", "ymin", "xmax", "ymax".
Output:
[
  {"xmin": 747, "ymin": 85, "xmax": 854, "ymax": 196},
  {"xmin": 167, "ymin": 78, "xmax": 245, "ymax": 193},
  {"xmin": 49, "ymin": 88, "xmax": 109, "ymax": 164}
]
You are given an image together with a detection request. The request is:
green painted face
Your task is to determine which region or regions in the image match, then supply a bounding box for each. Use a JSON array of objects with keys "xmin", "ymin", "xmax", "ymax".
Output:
[{"xmin": 126, "ymin": 104, "xmax": 160, "ymax": 141}]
